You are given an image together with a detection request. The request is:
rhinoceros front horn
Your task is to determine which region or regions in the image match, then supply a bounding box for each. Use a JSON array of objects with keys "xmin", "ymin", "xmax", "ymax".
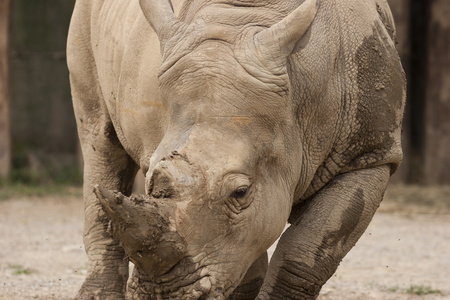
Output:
[
  {"xmin": 93, "ymin": 185, "xmax": 128, "ymax": 223},
  {"xmin": 94, "ymin": 185, "xmax": 187, "ymax": 278}
]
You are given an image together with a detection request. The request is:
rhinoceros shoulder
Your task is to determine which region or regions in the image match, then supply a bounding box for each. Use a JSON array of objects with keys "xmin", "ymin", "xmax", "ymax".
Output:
[{"xmin": 292, "ymin": 0, "xmax": 405, "ymax": 201}]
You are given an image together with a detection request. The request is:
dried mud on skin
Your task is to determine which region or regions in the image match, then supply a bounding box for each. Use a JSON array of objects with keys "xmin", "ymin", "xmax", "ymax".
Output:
[{"xmin": 0, "ymin": 185, "xmax": 449, "ymax": 300}]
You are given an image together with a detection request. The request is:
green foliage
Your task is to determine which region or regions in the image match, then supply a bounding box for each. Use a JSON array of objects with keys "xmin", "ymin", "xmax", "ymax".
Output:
[
  {"xmin": 406, "ymin": 285, "xmax": 443, "ymax": 296},
  {"xmin": 1, "ymin": 152, "xmax": 83, "ymax": 200},
  {"xmin": 0, "ymin": 181, "xmax": 82, "ymax": 200},
  {"xmin": 1, "ymin": 146, "xmax": 83, "ymax": 199},
  {"xmin": 381, "ymin": 284, "xmax": 446, "ymax": 296},
  {"xmin": 9, "ymin": 264, "xmax": 34, "ymax": 275},
  {"xmin": 10, "ymin": 144, "xmax": 83, "ymax": 186},
  {"xmin": 9, "ymin": 165, "xmax": 83, "ymax": 186},
  {"xmin": 381, "ymin": 184, "xmax": 450, "ymax": 214},
  {"xmin": 384, "ymin": 286, "xmax": 399, "ymax": 292}
]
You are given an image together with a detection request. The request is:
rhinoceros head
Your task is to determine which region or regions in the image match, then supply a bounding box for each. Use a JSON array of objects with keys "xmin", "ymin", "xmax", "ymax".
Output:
[{"xmin": 98, "ymin": 0, "xmax": 318, "ymax": 298}]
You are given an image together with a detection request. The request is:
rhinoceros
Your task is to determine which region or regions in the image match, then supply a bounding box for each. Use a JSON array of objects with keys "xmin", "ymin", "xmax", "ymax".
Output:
[{"xmin": 67, "ymin": 0, "xmax": 405, "ymax": 298}]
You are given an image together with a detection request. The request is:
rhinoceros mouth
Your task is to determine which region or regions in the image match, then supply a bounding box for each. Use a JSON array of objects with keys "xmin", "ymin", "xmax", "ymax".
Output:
[{"xmin": 129, "ymin": 254, "xmax": 231, "ymax": 299}]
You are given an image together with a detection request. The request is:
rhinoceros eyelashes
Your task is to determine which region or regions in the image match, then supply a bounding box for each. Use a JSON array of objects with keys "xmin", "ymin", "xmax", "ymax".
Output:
[
  {"xmin": 231, "ymin": 186, "xmax": 249, "ymax": 199},
  {"xmin": 222, "ymin": 175, "xmax": 253, "ymax": 215},
  {"xmin": 226, "ymin": 185, "xmax": 252, "ymax": 215}
]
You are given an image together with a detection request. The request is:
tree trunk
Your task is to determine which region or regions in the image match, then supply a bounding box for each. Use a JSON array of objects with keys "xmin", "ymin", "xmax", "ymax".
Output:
[
  {"xmin": 0, "ymin": 0, "xmax": 11, "ymax": 181},
  {"xmin": 424, "ymin": 0, "xmax": 450, "ymax": 184}
]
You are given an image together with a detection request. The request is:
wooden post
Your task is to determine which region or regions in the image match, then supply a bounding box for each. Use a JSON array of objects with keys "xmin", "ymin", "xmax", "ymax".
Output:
[
  {"xmin": 0, "ymin": 0, "xmax": 11, "ymax": 181},
  {"xmin": 407, "ymin": 0, "xmax": 430, "ymax": 183},
  {"xmin": 424, "ymin": 0, "xmax": 450, "ymax": 184},
  {"xmin": 388, "ymin": 0, "xmax": 410, "ymax": 183}
]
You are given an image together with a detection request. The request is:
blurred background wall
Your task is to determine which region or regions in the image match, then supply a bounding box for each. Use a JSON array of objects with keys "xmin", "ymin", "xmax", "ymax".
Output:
[
  {"xmin": 0, "ymin": 0, "xmax": 78, "ymax": 185},
  {"xmin": 0, "ymin": 0, "xmax": 449, "ymax": 186},
  {"xmin": 388, "ymin": 0, "xmax": 450, "ymax": 184}
]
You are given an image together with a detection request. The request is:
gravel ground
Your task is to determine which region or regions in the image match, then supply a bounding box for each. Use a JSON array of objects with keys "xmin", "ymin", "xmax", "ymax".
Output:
[{"xmin": 0, "ymin": 185, "xmax": 449, "ymax": 299}]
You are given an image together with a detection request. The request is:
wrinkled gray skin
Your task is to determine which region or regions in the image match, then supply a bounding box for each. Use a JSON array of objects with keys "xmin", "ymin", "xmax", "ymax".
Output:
[{"xmin": 67, "ymin": 0, "xmax": 405, "ymax": 299}]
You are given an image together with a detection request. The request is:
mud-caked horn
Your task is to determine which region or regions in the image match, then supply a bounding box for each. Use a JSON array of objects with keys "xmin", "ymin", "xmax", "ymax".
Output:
[
  {"xmin": 94, "ymin": 185, "xmax": 130, "ymax": 223},
  {"xmin": 94, "ymin": 185, "xmax": 187, "ymax": 278}
]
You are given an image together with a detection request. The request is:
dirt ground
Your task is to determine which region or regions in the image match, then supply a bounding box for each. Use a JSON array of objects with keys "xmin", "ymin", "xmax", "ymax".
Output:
[{"xmin": 0, "ymin": 185, "xmax": 449, "ymax": 300}]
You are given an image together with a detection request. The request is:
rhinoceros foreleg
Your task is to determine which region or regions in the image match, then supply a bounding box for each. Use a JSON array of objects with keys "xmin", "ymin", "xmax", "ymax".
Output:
[
  {"xmin": 70, "ymin": 71, "xmax": 139, "ymax": 299},
  {"xmin": 77, "ymin": 133, "xmax": 139, "ymax": 300},
  {"xmin": 256, "ymin": 164, "xmax": 390, "ymax": 300},
  {"xmin": 229, "ymin": 251, "xmax": 268, "ymax": 300},
  {"xmin": 69, "ymin": 8, "xmax": 140, "ymax": 297},
  {"xmin": 77, "ymin": 128, "xmax": 138, "ymax": 300}
]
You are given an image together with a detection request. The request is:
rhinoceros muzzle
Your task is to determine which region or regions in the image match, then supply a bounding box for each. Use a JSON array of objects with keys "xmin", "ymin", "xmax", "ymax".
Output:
[{"xmin": 94, "ymin": 185, "xmax": 187, "ymax": 280}]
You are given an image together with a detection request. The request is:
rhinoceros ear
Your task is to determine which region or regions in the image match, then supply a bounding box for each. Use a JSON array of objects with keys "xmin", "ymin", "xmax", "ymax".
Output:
[
  {"xmin": 139, "ymin": 0, "xmax": 184, "ymax": 51},
  {"xmin": 252, "ymin": 0, "xmax": 318, "ymax": 70}
]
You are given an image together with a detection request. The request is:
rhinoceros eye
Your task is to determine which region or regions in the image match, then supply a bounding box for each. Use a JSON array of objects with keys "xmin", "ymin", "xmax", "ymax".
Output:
[
  {"xmin": 222, "ymin": 175, "xmax": 252, "ymax": 215},
  {"xmin": 231, "ymin": 186, "xmax": 249, "ymax": 199}
]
